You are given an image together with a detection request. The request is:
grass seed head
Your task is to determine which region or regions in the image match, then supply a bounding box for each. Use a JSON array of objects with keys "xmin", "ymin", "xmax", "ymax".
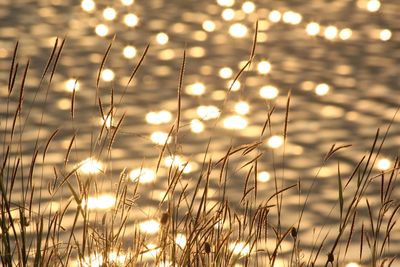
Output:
[
  {"xmin": 204, "ymin": 242, "xmax": 211, "ymax": 254},
  {"xmin": 328, "ymin": 253, "xmax": 334, "ymax": 263},
  {"xmin": 290, "ymin": 227, "xmax": 297, "ymax": 239},
  {"xmin": 160, "ymin": 212, "xmax": 169, "ymax": 225}
]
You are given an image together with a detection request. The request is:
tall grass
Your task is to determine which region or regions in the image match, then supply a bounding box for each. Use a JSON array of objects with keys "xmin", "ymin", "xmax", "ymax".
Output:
[{"xmin": 0, "ymin": 35, "xmax": 399, "ymax": 267}]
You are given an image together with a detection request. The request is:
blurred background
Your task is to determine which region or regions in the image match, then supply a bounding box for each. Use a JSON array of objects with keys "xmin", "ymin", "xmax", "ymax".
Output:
[{"xmin": 0, "ymin": 0, "xmax": 399, "ymax": 265}]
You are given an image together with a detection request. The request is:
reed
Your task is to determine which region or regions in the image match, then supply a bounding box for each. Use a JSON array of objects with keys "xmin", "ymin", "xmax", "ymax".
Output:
[{"xmin": 0, "ymin": 37, "xmax": 398, "ymax": 267}]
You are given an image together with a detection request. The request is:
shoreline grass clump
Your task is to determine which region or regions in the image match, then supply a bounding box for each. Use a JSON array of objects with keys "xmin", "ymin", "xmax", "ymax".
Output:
[{"xmin": 1, "ymin": 36, "xmax": 399, "ymax": 267}]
